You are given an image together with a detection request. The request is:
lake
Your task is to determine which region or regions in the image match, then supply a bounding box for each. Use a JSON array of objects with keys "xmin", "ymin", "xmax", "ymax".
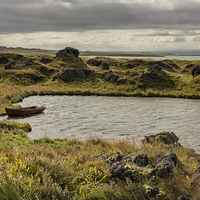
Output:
[
  {"xmin": 2, "ymin": 95, "xmax": 200, "ymax": 152},
  {"xmin": 83, "ymin": 55, "xmax": 200, "ymax": 61}
]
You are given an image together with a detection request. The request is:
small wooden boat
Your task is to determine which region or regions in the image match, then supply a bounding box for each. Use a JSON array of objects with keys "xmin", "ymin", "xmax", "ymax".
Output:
[{"xmin": 5, "ymin": 106, "xmax": 45, "ymax": 117}]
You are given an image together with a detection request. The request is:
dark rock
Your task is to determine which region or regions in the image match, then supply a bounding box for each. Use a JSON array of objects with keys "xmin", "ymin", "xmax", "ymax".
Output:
[
  {"xmin": 79, "ymin": 57, "xmax": 83, "ymax": 62},
  {"xmin": 124, "ymin": 63, "xmax": 136, "ymax": 68},
  {"xmin": 86, "ymin": 59, "xmax": 102, "ymax": 66},
  {"xmin": 101, "ymin": 62, "xmax": 109, "ymax": 70},
  {"xmin": 149, "ymin": 153, "xmax": 177, "ymax": 179},
  {"xmin": 109, "ymin": 162, "xmax": 137, "ymax": 182},
  {"xmin": 104, "ymin": 71, "xmax": 119, "ymax": 83},
  {"xmin": 4, "ymin": 60, "xmax": 16, "ymax": 69},
  {"xmin": 140, "ymin": 70, "xmax": 160, "ymax": 81},
  {"xmin": 153, "ymin": 64, "xmax": 162, "ymax": 72},
  {"xmin": 52, "ymin": 68, "xmax": 93, "ymax": 82},
  {"xmin": 132, "ymin": 154, "xmax": 149, "ymax": 167},
  {"xmin": 55, "ymin": 47, "xmax": 79, "ymax": 58},
  {"xmin": 185, "ymin": 63, "xmax": 195, "ymax": 69},
  {"xmin": 142, "ymin": 132, "xmax": 180, "ymax": 146},
  {"xmin": 145, "ymin": 186, "xmax": 160, "ymax": 199},
  {"xmin": 116, "ymin": 78, "xmax": 125, "ymax": 85},
  {"xmin": 192, "ymin": 64, "xmax": 200, "ymax": 78},
  {"xmin": 144, "ymin": 61, "xmax": 172, "ymax": 70},
  {"xmin": 40, "ymin": 58, "xmax": 52, "ymax": 64},
  {"xmin": 39, "ymin": 65, "xmax": 49, "ymax": 72},
  {"xmin": 15, "ymin": 58, "xmax": 34, "ymax": 69},
  {"xmin": 0, "ymin": 56, "xmax": 8, "ymax": 64},
  {"xmin": 95, "ymin": 154, "xmax": 112, "ymax": 160},
  {"xmin": 77, "ymin": 68, "xmax": 93, "ymax": 79},
  {"xmin": 105, "ymin": 152, "xmax": 124, "ymax": 165},
  {"xmin": 5, "ymin": 58, "xmax": 35, "ymax": 70}
]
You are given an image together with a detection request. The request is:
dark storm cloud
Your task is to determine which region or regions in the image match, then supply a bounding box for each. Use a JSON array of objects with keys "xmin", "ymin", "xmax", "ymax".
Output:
[{"xmin": 0, "ymin": 0, "xmax": 200, "ymax": 34}]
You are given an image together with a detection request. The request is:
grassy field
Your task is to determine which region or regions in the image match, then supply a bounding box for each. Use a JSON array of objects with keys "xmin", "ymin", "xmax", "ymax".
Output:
[{"xmin": 0, "ymin": 50, "xmax": 200, "ymax": 199}]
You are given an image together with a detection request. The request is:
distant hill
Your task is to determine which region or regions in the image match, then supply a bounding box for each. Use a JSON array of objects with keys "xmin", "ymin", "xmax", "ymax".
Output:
[{"xmin": 0, "ymin": 46, "xmax": 200, "ymax": 57}]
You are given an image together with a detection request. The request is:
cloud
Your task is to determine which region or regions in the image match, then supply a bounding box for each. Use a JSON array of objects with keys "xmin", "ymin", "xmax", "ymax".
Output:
[
  {"xmin": 0, "ymin": 0, "xmax": 200, "ymax": 51},
  {"xmin": 1, "ymin": 0, "xmax": 200, "ymax": 34}
]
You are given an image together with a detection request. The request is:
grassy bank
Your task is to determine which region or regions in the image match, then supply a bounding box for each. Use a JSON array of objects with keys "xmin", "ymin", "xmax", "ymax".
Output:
[{"xmin": 0, "ymin": 121, "xmax": 199, "ymax": 199}]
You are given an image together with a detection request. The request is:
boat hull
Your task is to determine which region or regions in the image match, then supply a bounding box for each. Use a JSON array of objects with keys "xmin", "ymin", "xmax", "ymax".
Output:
[{"xmin": 5, "ymin": 106, "xmax": 45, "ymax": 117}]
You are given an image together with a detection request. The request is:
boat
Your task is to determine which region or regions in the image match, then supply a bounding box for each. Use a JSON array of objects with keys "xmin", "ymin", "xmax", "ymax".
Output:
[{"xmin": 5, "ymin": 106, "xmax": 45, "ymax": 117}]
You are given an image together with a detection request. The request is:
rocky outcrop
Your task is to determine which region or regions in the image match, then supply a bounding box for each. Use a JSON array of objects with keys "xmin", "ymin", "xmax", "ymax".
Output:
[
  {"xmin": 40, "ymin": 57, "xmax": 52, "ymax": 64},
  {"xmin": 140, "ymin": 66, "xmax": 164, "ymax": 81},
  {"xmin": 185, "ymin": 63, "xmax": 195, "ymax": 69},
  {"xmin": 142, "ymin": 132, "xmax": 180, "ymax": 146},
  {"xmin": 101, "ymin": 62, "xmax": 109, "ymax": 70},
  {"xmin": 4, "ymin": 58, "xmax": 35, "ymax": 70},
  {"xmin": 0, "ymin": 56, "xmax": 8, "ymax": 64},
  {"xmin": 55, "ymin": 47, "xmax": 79, "ymax": 59},
  {"xmin": 87, "ymin": 59, "xmax": 102, "ymax": 66},
  {"xmin": 192, "ymin": 64, "xmax": 200, "ymax": 78},
  {"xmin": 149, "ymin": 153, "xmax": 177, "ymax": 179},
  {"xmin": 102, "ymin": 71, "xmax": 125, "ymax": 85},
  {"xmin": 109, "ymin": 162, "xmax": 137, "ymax": 182},
  {"xmin": 144, "ymin": 61, "xmax": 173, "ymax": 71},
  {"xmin": 52, "ymin": 68, "xmax": 94, "ymax": 82}
]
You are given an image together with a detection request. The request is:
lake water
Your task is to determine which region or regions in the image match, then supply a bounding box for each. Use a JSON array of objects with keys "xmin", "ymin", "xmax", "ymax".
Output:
[
  {"xmin": 83, "ymin": 55, "xmax": 200, "ymax": 61},
  {"xmin": 2, "ymin": 95, "xmax": 200, "ymax": 152}
]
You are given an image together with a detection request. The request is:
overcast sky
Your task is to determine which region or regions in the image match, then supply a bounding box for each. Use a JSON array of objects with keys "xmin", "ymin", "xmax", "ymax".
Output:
[{"xmin": 0, "ymin": 0, "xmax": 200, "ymax": 51}]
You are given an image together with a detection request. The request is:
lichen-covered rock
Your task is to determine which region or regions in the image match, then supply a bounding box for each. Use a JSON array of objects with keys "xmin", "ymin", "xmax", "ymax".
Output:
[
  {"xmin": 142, "ymin": 132, "xmax": 180, "ymax": 146},
  {"xmin": 149, "ymin": 153, "xmax": 177, "ymax": 179},
  {"xmin": 132, "ymin": 154, "xmax": 149, "ymax": 167},
  {"xmin": 109, "ymin": 162, "xmax": 137, "ymax": 182},
  {"xmin": 105, "ymin": 152, "xmax": 124, "ymax": 165}
]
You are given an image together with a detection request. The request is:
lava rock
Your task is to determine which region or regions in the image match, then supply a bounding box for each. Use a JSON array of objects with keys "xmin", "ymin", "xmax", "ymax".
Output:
[
  {"xmin": 140, "ymin": 70, "xmax": 160, "ymax": 81},
  {"xmin": 40, "ymin": 57, "xmax": 52, "ymax": 64},
  {"xmin": 105, "ymin": 152, "xmax": 124, "ymax": 165},
  {"xmin": 109, "ymin": 162, "xmax": 137, "ymax": 182},
  {"xmin": 52, "ymin": 68, "xmax": 93, "ymax": 82},
  {"xmin": 101, "ymin": 62, "xmax": 109, "ymax": 70},
  {"xmin": 132, "ymin": 154, "xmax": 149, "ymax": 167},
  {"xmin": 142, "ymin": 132, "xmax": 180, "ymax": 146},
  {"xmin": 192, "ymin": 64, "xmax": 200, "ymax": 78},
  {"xmin": 149, "ymin": 153, "xmax": 177, "ymax": 179},
  {"xmin": 55, "ymin": 47, "xmax": 79, "ymax": 58},
  {"xmin": 144, "ymin": 61, "xmax": 172, "ymax": 70},
  {"xmin": 86, "ymin": 59, "xmax": 102, "ymax": 66},
  {"xmin": 0, "ymin": 56, "xmax": 8, "ymax": 64}
]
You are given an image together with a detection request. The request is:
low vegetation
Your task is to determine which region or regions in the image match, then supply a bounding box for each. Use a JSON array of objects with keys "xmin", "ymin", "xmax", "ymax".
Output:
[
  {"xmin": 0, "ymin": 121, "xmax": 199, "ymax": 199},
  {"xmin": 0, "ymin": 47, "xmax": 200, "ymax": 199}
]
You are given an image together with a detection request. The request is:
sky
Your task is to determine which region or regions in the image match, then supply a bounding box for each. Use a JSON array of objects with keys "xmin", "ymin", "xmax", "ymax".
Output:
[{"xmin": 0, "ymin": 0, "xmax": 200, "ymax": 51}]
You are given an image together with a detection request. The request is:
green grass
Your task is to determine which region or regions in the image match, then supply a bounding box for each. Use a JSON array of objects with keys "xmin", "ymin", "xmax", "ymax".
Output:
[{"xmin": 0, "ymin": 125, "xmax": 199, "ymax": 199}]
